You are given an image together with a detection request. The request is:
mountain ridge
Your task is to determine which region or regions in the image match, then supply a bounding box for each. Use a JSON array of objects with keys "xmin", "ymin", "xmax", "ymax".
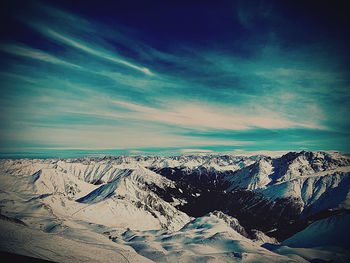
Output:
[{"xmin": 0, "ymin": 150, "xmax": 349, "ymax": 262}]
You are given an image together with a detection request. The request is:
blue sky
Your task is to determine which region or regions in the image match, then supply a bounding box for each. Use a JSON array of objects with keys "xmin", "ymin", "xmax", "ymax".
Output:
[{"xmin": 0, "ymin": 0, "xmax": 349, "ymax": 155}]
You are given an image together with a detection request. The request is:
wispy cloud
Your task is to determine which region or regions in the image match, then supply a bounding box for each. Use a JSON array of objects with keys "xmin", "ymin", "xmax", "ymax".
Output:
[
  {"xmin": 110, "ymin": 99, "xmax": 322, "ymax": 130},
  {"xmin": 128, "ymin": 150, "xmax": 143, "ymax": 154},
  {"xmin": 232, "ymin": 149, "xmax": 288, "ymax": 157},
  {"xmin": 0, "ymin": 72, "xmax": 37, "ymax": 84},
  {"xmin": 1, "ymin": 122, "xmax": 252, "ymax": 149},
  {"xmin": 180, "ymin": 149, "xmax": 213, "ymax": 153},
  {"xmin": 31, "ymin": 25, "xmax": 154, "ymax": 76},
  {"xmin": 98, "ymin": 71, "xmax": 176, "ymax": 91},
  {"xmin": 0, "ymin": 44, "xmax": 81, "ymax": 69}
]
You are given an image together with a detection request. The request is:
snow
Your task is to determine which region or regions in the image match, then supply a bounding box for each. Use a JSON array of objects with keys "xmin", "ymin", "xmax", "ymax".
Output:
[
  {"xmin": 224, "ymin": 158, "xmax": 274, "ymax": 191},
  {"xmin": 220, "ymin": 151, "xmax": 350, "ymax": 215},
  {"xmin": 282, "ymin": 211, "xmax": 350, "ymax": 248},
  {"xmin": 0, "ymin": 158, "xmax": 191, "ymax": 233},
  {"xmin": 0, "ymin": 219, "xmax": 152, "ymax": 263},
  {"xmin": 107, "ymin": 212, "xmax": 297, "ymax": 263},
  {"xmin": 1, "ymin": 151, "xmax": 350, "ymax": 262},
  {"xmin": 251, "ymin": 229, "xmax": 279, "ymax": 246},
  {"xmin": 263, "ymin": 212, "xmax": 350, "ymax": 263},
  {"xmin": 260, "ymin": 170, "xmax": 350, "ymax": 213}
]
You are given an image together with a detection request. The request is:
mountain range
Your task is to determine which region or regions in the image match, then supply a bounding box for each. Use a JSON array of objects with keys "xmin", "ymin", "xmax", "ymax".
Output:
[{"xmin": 0, "ymin": 151, "xmax": 349, "ymax": 262}]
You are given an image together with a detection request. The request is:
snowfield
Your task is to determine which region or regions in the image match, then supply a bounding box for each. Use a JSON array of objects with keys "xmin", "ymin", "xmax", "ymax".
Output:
[{"xmin": 0, "ymin": 151, "xmax": 349, "ymax": 262}]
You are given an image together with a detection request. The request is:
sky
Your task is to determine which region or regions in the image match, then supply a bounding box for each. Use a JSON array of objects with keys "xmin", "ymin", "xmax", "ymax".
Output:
[{"xmin": 0, "ymin": 0, "xmax": 349, "ymax": 156}]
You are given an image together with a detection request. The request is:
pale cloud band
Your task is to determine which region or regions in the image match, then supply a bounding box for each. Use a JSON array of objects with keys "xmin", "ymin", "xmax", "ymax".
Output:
[
  {"xmin": 180, "ymin": 149, "xmax": 213, "ymax": 153},
  {"xmin": 110, "ymin": 99, "xmax": 322, "ymax": 131},
  {"xmin": 0, "ymin": 44, "xmax": 81, "ymax": 69},
  {"xmin": 41, "ymin": 27, "xmax": 154, "ymax": 76}
]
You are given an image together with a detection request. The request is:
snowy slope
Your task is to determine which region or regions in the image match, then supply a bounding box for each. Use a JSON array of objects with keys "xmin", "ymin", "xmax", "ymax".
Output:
[
  {"xmin": 265, "ymin": 211, "xmax": 350, "ymax": 263},
  {"xmin": 282, "ymin": 211, "xmax": 350, "ymax": 248},
  {"xmin": 222, "ymin": 151, "xmax": 350, "ymax": 213},
  {"xmin": 71, "ymin": 167, "xmax": 190, "ymax": 231},
  {"xmin": 0, "ymin": 158, "xmax": 190, "ymax": 232},
  {"xmin": 0, "ymin": 217, "xmax": 152, "ymax": 263},
  {"xmin": 224, "ymin": 157, "xmax": 274, "ymax": 191},
  {"xmin": 107, "ymin": 211, "xmax": 298, "ymax": 263}
]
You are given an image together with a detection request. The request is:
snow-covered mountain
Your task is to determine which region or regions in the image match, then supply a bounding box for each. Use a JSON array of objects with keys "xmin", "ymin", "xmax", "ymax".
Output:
[
  {"xmin": 221, "ymin": 151, "xmax": 350, "ymax": 236},
  {"xmin": 0, "ymin": 151, "xmax": 349, "ymax": 262},
  {"xmin": 0, "ymin": 158, "xmax": 190, "ymax": 231},
  {"xmin": 220, "ymin": 151, "xmax": 350, "ymax": 211},
  {"xmin": 145, "ymin": 151, "xmax": 350, "ymax": 240}
]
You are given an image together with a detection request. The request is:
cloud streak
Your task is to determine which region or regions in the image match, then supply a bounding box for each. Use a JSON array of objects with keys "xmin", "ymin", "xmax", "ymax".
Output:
[
  {"xmin": 180, "ymin": 149, "xmax": 213, "ymax": 153},
  {"xmin": 38, "ymin": 26, "xmax": 153, "ymax": 75},
  {"xmin": 110, "ymin": 99, "xmax": 322, "ymax": 131},
  {"xmin": 0, "ymin": 44, "xmax": 81, "ymax": 69}
]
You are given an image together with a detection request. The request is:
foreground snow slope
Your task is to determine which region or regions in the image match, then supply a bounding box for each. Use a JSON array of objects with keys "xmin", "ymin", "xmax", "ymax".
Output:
[
  {"xmin": 0, "ymin": 218, "xmax": 152, "ymax": 263},
  {"xmin": 106, "ymin": 211, "xmax": 299, "ymax": 263},
  {"xmin": 282, "ymin": 210, "xmax": 350, "ymax": 248},
  {"xmin": 265, "ymin": 211, "xmax": 350, "ymax": 263}
]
